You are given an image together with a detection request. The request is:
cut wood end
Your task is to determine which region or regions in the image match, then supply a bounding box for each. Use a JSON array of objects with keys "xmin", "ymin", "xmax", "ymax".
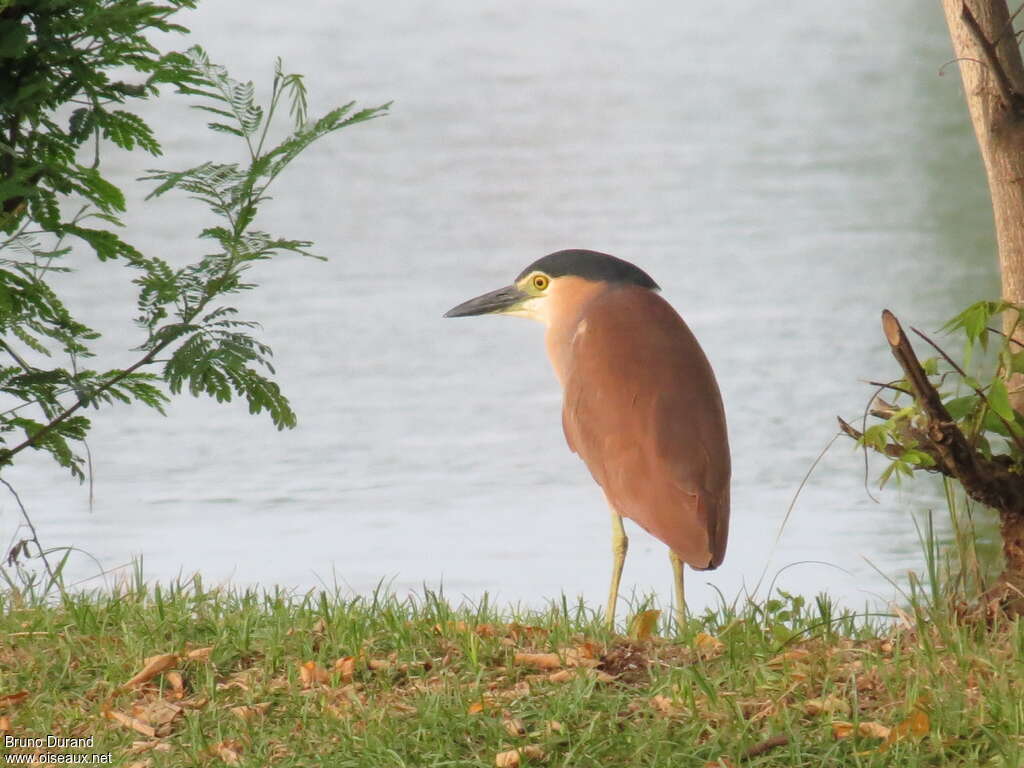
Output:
[{"xmin": 881, "ymin": 309, "xmax": 902, "ymax": 346}]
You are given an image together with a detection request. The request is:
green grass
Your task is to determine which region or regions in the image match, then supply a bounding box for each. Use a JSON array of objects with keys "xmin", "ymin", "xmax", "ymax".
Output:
[{"xmin": 0, "ymin": 572, "xmax": 1021, "ymax": 767}]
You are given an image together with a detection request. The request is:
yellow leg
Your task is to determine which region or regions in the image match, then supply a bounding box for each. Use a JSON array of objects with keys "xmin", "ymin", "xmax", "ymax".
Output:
[
  {"xmin": 606, "ymin": 510, "xmax": 628, "ymax": 630},
  {"xmin": 669, "ymin": 550, "xmax": 686, "ymax": 631}
]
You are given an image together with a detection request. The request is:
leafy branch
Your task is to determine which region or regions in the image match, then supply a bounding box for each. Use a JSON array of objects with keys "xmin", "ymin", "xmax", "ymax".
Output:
[
  {"xmin": 840, "ymin": 302, "xmax": 1024, "ymax": 609},
  {"xmin": 841, "ymin": 302, "xmax": 1024, "ymax": 488},
  {"xmin": 0, "ymin": 29, "xmax": 389, "ymax": 479}
]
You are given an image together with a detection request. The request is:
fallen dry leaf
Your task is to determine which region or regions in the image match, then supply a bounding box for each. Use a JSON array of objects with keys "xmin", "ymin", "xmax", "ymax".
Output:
[
  {"xmin": 768, "ymin": 648, "xmax": 810, "ymax": 666},
  {"xmin": 230, "ymin": 702, "xmax": 271, "ymax": 720},
  {"xmin": 131, "ymin": 699, "xmax": 182, "ymax": 735},
  {"xmin": 805, "ymin": 695, "xmax": 850, "ymax": 716},
  {"xmin": 507, "ymin": 624, "xmax": 549, "ymax": 641},
  {"xmin": 435, "ymin": 621, "xmax": 497, "ymax": 636},
  {"xmin": 367, "ymin": 658, "xmax": 392, "ymax": 671},
  {"xmin": 268, "ymin": 675, "xmax": 290, "ymax": 693},
  {"xmin": 0, "ymin": 691, "xmax": 28, "ymax": 708},
  {"xmin": 577, "ymin": 639, "xmax": 602, "ymax": 656},
  {"xmin": 334, "ymin": 656, "xmax": 355, "ymax": 683},
  {"xmin": 133, "ymin": 700, "xmax": 178, "ymax": 723},
  {"xmin": 694, "ymin": 632, "xmax": 724, "ymax": 660},
  {"xmin": 879, "ymin": 708, "xmax": 929, "ymax": 752},
  {"xmin": 503, "ymin": 717, "xmax": 527, "ymax": 737},
  {"xmin": 832, "ymin": 721, "xmax": 854, "ymax": 740},
  {"xmin": 164, "ymin": 670, "xmax": 185, "ymax": 699},
  {"xmin": 495, "ymin": 745, "xmax": 544, "ymax": 767},
  {"xmin": 890, "ymin": 602, "xmax": 916, "ymax": 632},
  {"xmin": 129, "ymin": 741, "xmax": 172, "ymax": 755},
  {"xmin": 547, "ymin": 669, "xmax": 573, "ymax": 684},
  {"xmin": 299, "ymin": 661, "xmax": 330, "ymax": 688},
  {"xmin": 186, "ymin": 647, "xmax": 213, "ymax": 662},
  {"xmin": 548, "ymin": 667, "xmax": 614, "ymax": 684},
  {"xmin": 858, "ymin": 721, "xmax": 891, "ymax": 739},
  {"xmin": 434, "ymin": 620, "xmax": 469, "ymax": 634},
  {"xmin": 546, "ymin": 720, "xmax": 563, "ymax": 733},
  {"xmin": 514, "ymin": 652, "xmax": 561, "ymax": 671},
  {"xmin": 217, "ymin": 669, "xmax": 256, "ymax": 693},
  {"xmin": 586, "ymin": 668, "xmax": 616, "ymax": 683},
  {"xmin": 119, "ymin": 653, "xmax": 178, "ymax": 691},
  {"xmin": 0, "ymin": 715, "xmax": 10, "ymax": 734},
  {"xmin": 312, "ymin": 617, "xmax": 327, "ymax": 635},
  {"xmin": 468, "ymin": 700, "xmax": 488, "ymax": 715},
  {"xmin": 267, "ymin": 740, "xmax": 291, "ymax": 760},
  {"xmin": 562, "ymin": 645, "xmax": 601, "ymax": 668},
  {"xmin": 482, "ymin": 681, "xmax": 532, "ymax": 702},
  {"xmin": 651, "ymin": 694, "xmax": 682, "ymax": 717},
  {"xmin": 106, "ymin": 710, "xmax": 157, "ymax": 738},
  {"xmin": 627, "ymin": 609, "xmax": 661, "ymax": 641},
  {"xmin": 212, "ymin": 739, "xmax": 243, "ymax": 765}
]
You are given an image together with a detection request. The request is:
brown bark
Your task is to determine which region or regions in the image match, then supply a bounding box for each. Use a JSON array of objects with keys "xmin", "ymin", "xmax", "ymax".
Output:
[{"xmin": 942, "ymin": 1, "xmax": 1024, "ymax": 407}]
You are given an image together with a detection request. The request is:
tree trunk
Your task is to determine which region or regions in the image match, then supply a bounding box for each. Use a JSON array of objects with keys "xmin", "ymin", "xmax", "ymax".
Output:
[
  {"xmin": 940, "ymin": 1, "xmax": 1024, "ymax": 609},
  {"xmin": 942, "ymin": 1, "xmax": 1024, "ymax": 358}
]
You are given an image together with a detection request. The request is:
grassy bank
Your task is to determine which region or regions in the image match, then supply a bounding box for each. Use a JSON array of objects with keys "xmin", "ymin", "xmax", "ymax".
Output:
[{"xmin": 0, "ymin": 575, "xmax": 1021, "ymax": 767}]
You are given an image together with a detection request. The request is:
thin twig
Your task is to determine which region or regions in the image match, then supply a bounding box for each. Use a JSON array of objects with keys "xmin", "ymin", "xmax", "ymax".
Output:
[
  {"xmin": 859, "ymin": 384, "xmax": 888, "ymax": 502},
  {"xmin": 0, "ymin": 346, "xmax": 159, "ymax": 465},
  {"xmin": 911, "ymin": 326, "xmax": 970, "ymax": 378},
  {"xmin": 837, "ymin": 416, "xmax": 919, "ymax": 464},
  {"xmin": 0, "ymin": 340, "xmax": 34, "ymax": 372},
  {"xmin": 986, "ymin": 325, "xmax": 1024, "ymax": 349},
  {"xmin": 1010, "ymin": 0, "xmax": 1024, "ymax": 27},
  {"xmin": 0, "ymin": 477, "xmax": 59, "ymax": 595},
  {"xmin": 939, "ymin": 55, "xmax": 991, "ymax": 76},
  {"xmin": 84, "ymin": 438, "xmax": 94, "ymax": 509},
  {"xmin": 865, "ymin": 380, "xmax": 913, "ymax": 397},
  {"xmin": 911, "ymin": 326, "xmax": 1024, "ymax": 456},
  {"xmin": 66, "ymin": 558, "xmax": 133, "ymax": 590}
]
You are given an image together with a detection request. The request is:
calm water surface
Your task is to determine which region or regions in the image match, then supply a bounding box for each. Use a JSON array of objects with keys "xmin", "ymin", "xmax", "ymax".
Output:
[{"xmin": 2, "ymin": 1, "xmax": 1002, "ymax": 613}]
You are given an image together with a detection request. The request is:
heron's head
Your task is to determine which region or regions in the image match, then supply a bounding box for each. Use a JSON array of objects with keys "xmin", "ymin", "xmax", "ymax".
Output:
[{"xmin": 443, "ymin": 249, "xmax": 659, "ymax": 327}]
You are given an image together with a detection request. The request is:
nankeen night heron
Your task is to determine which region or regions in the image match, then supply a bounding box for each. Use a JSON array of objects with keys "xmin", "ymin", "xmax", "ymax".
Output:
[{"xmin": 444, "ymin": 249, "xmax": 730, "ymax": 628}]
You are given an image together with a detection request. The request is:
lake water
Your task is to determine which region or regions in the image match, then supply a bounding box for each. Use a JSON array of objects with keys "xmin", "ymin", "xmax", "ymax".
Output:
[{"xmin": 2, "ymin": 1, "xmax": 1002, "ymax": 615}]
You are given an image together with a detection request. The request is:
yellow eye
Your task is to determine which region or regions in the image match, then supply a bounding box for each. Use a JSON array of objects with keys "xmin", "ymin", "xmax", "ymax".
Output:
[{"xmin": 532, "ymin": 274, "xmax": 549, "ymax": 291}]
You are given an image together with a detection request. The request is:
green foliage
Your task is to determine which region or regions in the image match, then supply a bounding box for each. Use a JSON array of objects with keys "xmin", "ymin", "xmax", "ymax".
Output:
[
  {"xmin": 0, "ymin": 2, "xmax": 390, "ymax": 481},
  {"xmin": 0, "ymin": 0, "xmax": 194, "ymax": 233}
]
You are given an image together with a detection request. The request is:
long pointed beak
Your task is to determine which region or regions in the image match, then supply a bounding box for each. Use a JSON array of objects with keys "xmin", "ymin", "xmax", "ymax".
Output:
[{"xmin": 443, "ymin": 284, "xmax": 530, "ymax": 318}]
